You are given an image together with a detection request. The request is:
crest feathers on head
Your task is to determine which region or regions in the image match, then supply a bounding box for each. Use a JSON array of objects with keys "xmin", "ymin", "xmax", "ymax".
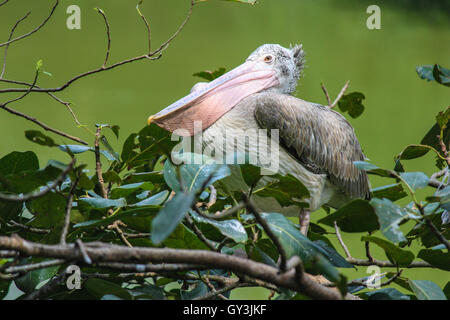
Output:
[{"xmin": 290, "ymin": 44, "xmax": 305, "ymax": 72}]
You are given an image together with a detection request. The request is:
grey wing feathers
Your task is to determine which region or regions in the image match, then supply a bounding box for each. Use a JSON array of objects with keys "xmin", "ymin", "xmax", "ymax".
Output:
[{"xmin": 252, "ymin": 92, "xmax": 370, "ymax": 199}]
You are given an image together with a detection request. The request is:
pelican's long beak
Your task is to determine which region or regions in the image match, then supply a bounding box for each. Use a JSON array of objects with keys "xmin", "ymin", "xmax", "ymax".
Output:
[{"xmin": 147, "ymin": 60, "xmax": 279, "ymax": 136}]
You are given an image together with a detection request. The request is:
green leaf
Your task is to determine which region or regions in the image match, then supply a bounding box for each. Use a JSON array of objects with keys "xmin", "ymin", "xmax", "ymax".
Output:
[
  {"xmin": 133, "ymin": 190, "xmax": 169, "ymax": 206},
  {"xmin": 84, "ymin": 278, "xmax": 132, "ymax": 300},
  {"xmin": 240, "ymin": 163, "xmax": 262, "ymax": 188},
  {"xmin": 396, "ymin": 144, "xmax": 433, "ymax": 160},
  {"xmin": 433, "ymin": 64, "xmax": 450, "ymax": 87},
  {"xmin": 360, "ymin": 288, "xmax": 410, "ymax": 300},
  {"xmin": 416, "ymin": 64, "xmax": 450, "ymax": 87},
  {"xmin": 370, "ymin": 198, "xmax": 407, "ymax": 244},
  {"xmin": 121, "ymin": 133, "xmax": 138, "ymax": 162},
  {"xmin": 100, "ymin": 135, "xmax": 120, "ymax": 162},
  {"xmin": 254, "ymin": 174, "xmax": 309, "ymax": 207},
  {"xmin": 444, "ymin": 282, "xmax": 450, "ymax": 299},
  {"xmin": 193, "ymin": 67, "xmax": 226, "ymax": 81},
  {"xmin": 312, "ymin": 240, "xmax": 354, "ymax": 268},
  {"xmin": 102, "ymin": 171, "xmax": 122, "ymax": 185},
  {"xmin": 371, "ymin": 183, "xmax": 407, "ymax": 202},
  {"xmin": 190, "ymin": 210, "xmax": 248, "ymax": 243},
  {"xmin": 318, "ymin": 199, "xmax": 379, "ymax": 233},
  {"xmin": 129, "ymin": 284, "xmax": 165, "ymax": 300},
  {"xmin": 337, "ymin": 92, "xmax": 365, "ymax": 118},
  {"xmin": 417, "ymin": 249, "xmax": 450, "ymax": 271},
  {"xmin": 421, "ymin": 111, "xmax": 450, "ymax": 160},
  {"xmin": 14, "ymin": 259, "xmax": 59, "ymax": 293},
  {"xmin": 58, "ymin": 145, "xmax": 91, "ymax": 154},
  {"xmin": 124, "ymin": 171, "xmax": 165, "ymax": 185},
  {"xmin": 25, "ymin": 130, "xmax": 58, "ymax": 147},
  {"xmin": 259, "ymin": 213, "xmax": 340, "ymax": 279},
  {"xmin": 353, "ymin": 161, "xmax": 393, "ymax": 177},
  {"xmin": 35, "ymin": 59, "xmax": 43, "ymax": 71},
  {"xmin": 28, "ymin": 192, "xmax": 67, "ymax": 228},
  {"xmin": 181, "ymin": 282, "xmax": 208, "ymax": 300},
  {"xmin": 399, "ymin": 172, "xmax": 429, "ymax": 191},
  {"xmin": 260, "ymin": 213, "xmax": 317, "ymax": 261},
  {"xmin": 1, "ymin": 161, "xmax": 65, "ymax": 194},
  {"xmin": 109, "ymin": 182, "xmax": 153, "ymax": 199},
  {"xmin": 0, "ymin": 200, "xmax": 23, "ymax": 220},
  {"xmin": 101, "ymin": 124, "xmax": 120, "ymax": 139},
  {"xmin": 361, "ymin": 236, "xmax": 415, "ymax": 267},
  {"xmin": 0, "ymin": 151, "xmax": 39, "ymax": 176},
  {"xmin": 164, "ymin": 153, "xmax": 230, "ymax": 193},
  {"xmin": 409, "ymin": 280, "xmax": 447, "ymax": 300},
  {"xmin": 164, "ymin": 224, "xmax": 209, "ymax": 250},
  {"xmin": 58, "ymin": 145, "xmax": 117, "ymax": 161},
  {"xmin": 151, "ymin": 192, "xmax": 195, "ymax": 244},
  {"xmin": 132, "ymin": 124, "xmax": 178, "ymax": 163},
  {"xmin": 74, "ymin": 207, "xmax": 159, "ymax": 229},
  {"xmin": 78, "ymin": 197, "xmax": 127, "ymax": 209}
]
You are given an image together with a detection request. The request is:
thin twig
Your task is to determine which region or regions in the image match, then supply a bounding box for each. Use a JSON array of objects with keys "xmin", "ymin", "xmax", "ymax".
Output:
[
  {"xmin": 244, "ymin": 194, "xmax": 288, "ymax": 272},
  {"xmin": 0, "ymin": 1, "xmax": 59, "ymax": 48},
  {"xmin": 0, "ymin": 103, "xmax": 88, "ymax": 144},
  {"xmin": 0, "ymin": 0, "xmax": 194, "ymax": 94},
  {"xmin": 95, "ymin": 126, "xmax": 108, "ymax": 198},
  {"xmin": 122, "ymin": 232, "xmax": 151, "ymax": 239},
  {"xmin": 320, "ymin": 82, "xmax": 331, "ymax": 106},
  {"xmin": 207, "ymin": 185, "xmax": 217, "ymax": 208},
  {"xmin": 108, "ymin": 221, "xmax": 133, "ymax": 248},
  {"xmin": 96, "ymin": 262, "xmax": 208, "ymax": 273},
  {"xmin": 437, "ymin": 135, "xmax": 450, "ymax": 167},
  {"xmin": 7, "ymin": 221, "xmax": 50, "ymax": 234},
  {"xmin": 95, "ymin": 8, "xmax": 111, "ymax": 68},
  {"xmin": 0, "ymin": 250, "xmax": 18, "ymax": 258},
  {"xmin": 2, "ymin": 68, "xmax": 39, "ymax": 107},
  {"xmin": 0, "ymin": 12, "xmax": 31, "ymax": 78},
  {"xmin": 3, "ymin": 259, "xmax": 64, "ymax": 274},
  {"xmin": 195, "ymin": 279, "xmax": 239, "ymax": 300},
  {"xmin": 136, "ymin": 0, "xmax": 151, "ymax": 53},
  {"xmin": 346, "ymin": 257, "xmax": 431, "ymax": 268},
  {"xmin": 23, "ymin": 269, "xmax": 68, "ymax": 300},
  {"xmin": 334, "ymin": 222, "xmax": 351, "ymax": 259},
  {"xmin": 185, "ymin": 213, "xmax": 218, "ymax": 251},
  {"xmin": 329, "ymin": 80, "xmax": 349, "ymax": 108},
  {"xmin": 150, "ymin": 0, "xmax": 194, "ymax": 56},
  {"xmin": 60, "ymin": 174, "xmax": 80, "ymax": 245},
  {"xmin": 0, "ymin": 78, "xmax": 86, "ymax": 128},
  {"xmin": 194, "ymin": 202, "xmax": 245, "ymax": 220},
  {"xmin": 423, "ymin": 216, "xmax": 450, "ymax": 251}
]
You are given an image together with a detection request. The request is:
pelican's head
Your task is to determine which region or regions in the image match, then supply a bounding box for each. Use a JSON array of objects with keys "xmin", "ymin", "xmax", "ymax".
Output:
[
  {"xmin": 246, "ymin": 43, "xmax": 305, "ymax": 94},
  {"xmin": 148, "ymin": 43, "xmax": 305, "ymax": 136}
]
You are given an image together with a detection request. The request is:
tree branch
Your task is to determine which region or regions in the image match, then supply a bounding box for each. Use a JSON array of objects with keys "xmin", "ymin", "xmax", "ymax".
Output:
[
  {"xmin": 0, "ymin": 235, "xmax": 358, "ymax": 300},
  {"xmin": 0, "ymin": 11, "xmax": 31, "ymax": 78},
  {"xmin": 0, "ymin": 1, "xmax": 59, "ymax": 48}
]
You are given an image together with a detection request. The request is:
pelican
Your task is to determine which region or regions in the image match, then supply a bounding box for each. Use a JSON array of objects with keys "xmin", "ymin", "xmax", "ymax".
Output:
[{"xmin": 148, "ymin": 44, "xmax": 370, "ymax": 235}]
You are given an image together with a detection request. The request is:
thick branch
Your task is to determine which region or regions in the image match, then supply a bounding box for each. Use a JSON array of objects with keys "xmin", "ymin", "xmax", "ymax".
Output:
[{"xmin": 0, "ymin": 235, "xmax": 357, "ymax": 300}]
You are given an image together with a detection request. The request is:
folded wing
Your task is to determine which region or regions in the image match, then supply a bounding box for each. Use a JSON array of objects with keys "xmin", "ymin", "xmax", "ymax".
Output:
[{"xmin": 251, "ymin": 92, "xmax": 370, "ymax": 199}]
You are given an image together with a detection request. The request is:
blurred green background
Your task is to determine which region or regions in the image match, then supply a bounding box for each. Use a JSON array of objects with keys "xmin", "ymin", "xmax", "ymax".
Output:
[{"xmin": 1, "ymin": 0, "xmax": 449, "ymax": 299}]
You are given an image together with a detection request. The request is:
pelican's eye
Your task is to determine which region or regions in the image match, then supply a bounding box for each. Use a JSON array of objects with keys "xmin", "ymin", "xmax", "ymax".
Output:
[{"xmin": 263, "ymin": 55, "xmax": 274, "ymax": 63}]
